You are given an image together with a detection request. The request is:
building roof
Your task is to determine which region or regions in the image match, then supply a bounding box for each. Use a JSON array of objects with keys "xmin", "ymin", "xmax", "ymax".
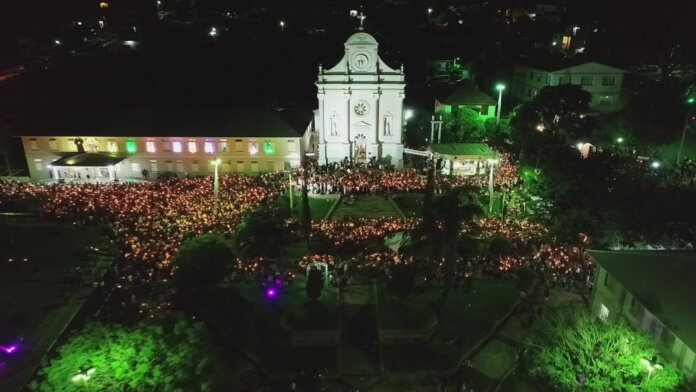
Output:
[
  {"xmin": 515, "ymin": 54, "xmax": 624, "ymax": 73},
  {"xmin": 428, "ymin": 143, "xmax": 497, "ymax": 158},
  {"xmin": 442, "ymin": 82, "xmax": 497, "ymax": 106},
  {"xmin": 17, "ymin": 107, "xmax": 312, "ymax": 138},
  {"xmin": 588, "ymin": 250, "xmax": 696, "ymax": 350},
  {"xmin": 49, "ymin": 152, "xmax": 125, "ymax": 167}
]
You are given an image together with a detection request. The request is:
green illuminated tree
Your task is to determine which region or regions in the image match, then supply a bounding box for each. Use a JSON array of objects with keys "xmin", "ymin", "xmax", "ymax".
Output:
[
  {"xmin": 443, "ymin": 107, "xmax": 486, "ymax": 142},
  {"xmin": 533, "ymin": 310, "xmax": 681, "ymax": 392},
  {"xmin": 173, "ymin": 232, "xmax": 234, "ymax": 291},
  {"xmin": 31, "ymin": 318, "xmax": 215, "ymax": 392}
]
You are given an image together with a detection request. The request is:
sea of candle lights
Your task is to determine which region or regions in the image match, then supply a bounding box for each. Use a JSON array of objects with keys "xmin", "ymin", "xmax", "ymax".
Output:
[
  {"xmin": 0, "ymin": 160, "xmax": 592, "ymax": 318},
  {"xmin": 294, "ymin": 153, "xmax": 521, "ymax": 195}
]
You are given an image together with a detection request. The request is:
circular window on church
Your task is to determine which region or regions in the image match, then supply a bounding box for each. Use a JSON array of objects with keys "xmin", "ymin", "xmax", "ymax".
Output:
[{"xmin": 354, "ymin": 100, "xmax": 369, "ymax": 116}]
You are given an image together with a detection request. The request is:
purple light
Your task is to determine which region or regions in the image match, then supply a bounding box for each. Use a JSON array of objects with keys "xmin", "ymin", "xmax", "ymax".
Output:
[
  {"xmin": 275, "ymin": 278, "xmax": 282, "ymax": 286},
  {"xmin": 0, "ymin": 345, "xmax": 18, "ymax": 354},
  {"xmin": 266, "ymin": 288, "xmax": 277, "ymax": 298}
]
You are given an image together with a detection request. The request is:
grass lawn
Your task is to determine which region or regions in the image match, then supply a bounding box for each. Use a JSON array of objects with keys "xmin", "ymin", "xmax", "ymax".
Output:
[
  {"xmin": 0, "ymin": 222, "xmax": 108, "ymax": 340},
  {"xmin": 276, "ymin": 193, "xmax": 338, "ymax": 220},
  {"xmin": 393, "ymin": 192, "xmax": 502, "ymax": 218},
  {"xmin": 193, "ymin": 276, "xmax": 339, "ymax": 373},
  {"xmin": 391, "ymin": 193, "xmax": 424, "ymax": 217},
  {"xmin": 0, "ymin": 221, "xmax": 109, "ymax": 390},
  {"xmin": 331, "ymin": 195, "xmax": 402, "ymax": 219},
  {"xmin": 380, "ymin": 279, "xmax": 518, "ymax": 372}
]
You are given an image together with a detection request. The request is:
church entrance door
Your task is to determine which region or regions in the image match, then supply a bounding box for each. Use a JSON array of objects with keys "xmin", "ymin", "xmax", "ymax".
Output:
[{"xmin": 353, "ymin": 134, "xmax": 367, "ymax": 162}]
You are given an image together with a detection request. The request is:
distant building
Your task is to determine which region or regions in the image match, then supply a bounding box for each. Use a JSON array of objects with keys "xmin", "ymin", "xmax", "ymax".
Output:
[
  {"xmin": 433, "ymin": 82, "xmax": 497, "ymax": 119},
  {"xmin": 316, "ymin": 32, "xmax": 405, "ymax": 166},
  {"xmin": 550, "ymin": 23, "xmax": 601, "ymax": 55},
  {"xmin": 511, "ymin": 58, "xmax": 625, "ymax": 112},
  {"xmin": 18, "ymin": 107, "xmax": 312, "ymax": 181},
  {"xmin": 589, "ymin": 250, "xmax": 696, "ymax": 380},
  {"xmin": 426, "ymin": 58, "xmax": 469, "ymax": 84},
  {"xmin": 534, "ymin": 2, "xmax": 566, "ymax": 24}
]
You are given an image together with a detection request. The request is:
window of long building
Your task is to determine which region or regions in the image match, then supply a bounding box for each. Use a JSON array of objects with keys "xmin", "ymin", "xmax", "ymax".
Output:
[
  {"xmin": 146, "ymin": 141, "xmax": 156, "ymax": 153},
  {"xmin": 48, "ymin": 138, "xmax": 58, "ymax": 150},
  {"xmin": 188, "ymin": 141, "xmax": 197, "ymax": 153}
]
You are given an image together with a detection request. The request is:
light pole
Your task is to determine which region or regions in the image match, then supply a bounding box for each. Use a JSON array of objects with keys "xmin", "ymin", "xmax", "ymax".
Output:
[
  {"xmin": 280, "ymin": 21, "xmax": 285, "ymax": 31},
  {"xmin": 488, "ymin": 158, "xmax": 499, "ymax": 214},
  {"xmin": 288, "ymin": 170, "xmax": 294, "ymax": 210},
  {"xmin": 427, "ymin": 8, "xmax": 432, "ymax": 23},
  {"xmin": 640, "ymin": 357, "xmax": 662, "ymax": 379},
  {"xmin": 72, "ymin": 367, "xmax": 95, "ymax": 391},
  {"xmin": 211, "ymin": 158, "xmax": 221, "ymax": 212},
  {"xmin": 676, "ymin": 97, "xmax": 694, "ymax": 163},
  {"xmin": 495, "ymin": 83, "xmax": 506, "ymax": 122}
]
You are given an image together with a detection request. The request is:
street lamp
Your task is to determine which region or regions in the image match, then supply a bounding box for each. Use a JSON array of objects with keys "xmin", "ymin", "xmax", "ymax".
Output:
[
  {"xmin": 211, "ymin": 158, "xmax": 221, "ymax": 212},
  {"xmin": 404, "ymin": 109, "xmax": 414, "ymax": 120},
  {"xmin": 495, "ymin": 83, "xmax": 506, "ymax": 121},
  {"xmin": 676, "ymin": 96, "xmax": 695, "ymax": 163},
  {"xmin": 487, "ymin": 158, "xmax": 499, "ymax": 214},
  {"xmin": 72, "ymin": 367, "xmax": 95, "ymax": 390},
  {"xmin": 427, "ymin": 8, "xmax": 432, "ymax": 23},
  {"xmin": 640, "ymin": 357, "xmax": 662, "ymax": 379},
  {"xmin": 280, "ymin": 21, "xmax": 285, "ymax": 31},
  {"xmin": 209, "ymin": 27, "xmax": 217, "ymax": 37},
  {"xmin": 650, "ymin": 161, "xmax": 660, "ymax": 169},
  {"xmin": 616, "ymin": 137, "xmax": 624, "ymax": 144}
]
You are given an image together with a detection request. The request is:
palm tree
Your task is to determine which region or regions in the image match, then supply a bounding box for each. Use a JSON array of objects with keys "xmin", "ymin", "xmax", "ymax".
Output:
[{"xmin": 404, "ymin": 188, "xmax": 484, "ymax": 307}]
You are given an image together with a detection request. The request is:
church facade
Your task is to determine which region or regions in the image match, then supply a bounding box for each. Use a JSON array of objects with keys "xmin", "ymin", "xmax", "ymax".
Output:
[{"xmin": 315, "ymin": 32, "xmax": 406, "ymax": 165}]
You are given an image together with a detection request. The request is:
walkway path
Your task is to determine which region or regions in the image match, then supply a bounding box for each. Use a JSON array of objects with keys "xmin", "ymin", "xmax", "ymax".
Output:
[{"xmin": 337, "ymin": 278, "xmax": 381, "ymax": 379}]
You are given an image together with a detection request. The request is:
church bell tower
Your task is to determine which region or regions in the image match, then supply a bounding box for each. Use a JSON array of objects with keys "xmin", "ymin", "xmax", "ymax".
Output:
[{"xmin": 315, "ymin": 32, "xmax": 406, "ymax": 165}]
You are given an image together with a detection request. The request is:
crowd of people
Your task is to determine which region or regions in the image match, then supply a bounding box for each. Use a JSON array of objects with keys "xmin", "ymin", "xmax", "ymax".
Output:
[
  {"xmin": 0, "ymin": 156, "xmax": 593, "ymax": 318},
  {"xmin": 294, "ymin": 153, "xmax": 521, "ymax": 196}
]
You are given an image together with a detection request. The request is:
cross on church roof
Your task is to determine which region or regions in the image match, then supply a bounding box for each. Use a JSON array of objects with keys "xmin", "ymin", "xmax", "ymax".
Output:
[{"xmin": 358, "ymin": 11, "xmax": 366, "ymax": 30}]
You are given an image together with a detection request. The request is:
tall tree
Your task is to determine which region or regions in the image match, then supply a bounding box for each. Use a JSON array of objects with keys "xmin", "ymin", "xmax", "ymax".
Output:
[
  {"xmin": 234, "ymin": 204, "xmax": 289, "ymax": 259},
  {"xmin": 405, "ymin": 189, "xmax": 484, "ymax": 299},
  {"xmin": 510, "ymin": 84, "xmax": 594, "ymax": 161},
  {"xmin": 300, "ymin": 171, "xmax": 311, "ymax": 238},
  {"xmin": 533, "ymin": 310, "xmax": 681, "ymax": 392},
  {"xmin": 173, "ymin": 232, "xmax": 234, "ymax": 291}
]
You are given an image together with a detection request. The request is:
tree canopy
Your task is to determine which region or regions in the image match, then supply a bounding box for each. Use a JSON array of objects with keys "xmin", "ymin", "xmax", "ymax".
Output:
[
  {"xmin": 533, "ymin": 310, "xmax": 681, "ymax": 392},
  {"xmin": 31, "ymin": 318, "xmax": 216, "ymax": 392},
  {"xmin": 173, "ymin": 232, "xmax": 234, "ymax": 291},
  {"xmin": 233, "ymin": 204, "xmax": 290, "ymax": 259},
  {"xmin": 510, "ymin": 84, "xmax": 594, "ymax": 160}
]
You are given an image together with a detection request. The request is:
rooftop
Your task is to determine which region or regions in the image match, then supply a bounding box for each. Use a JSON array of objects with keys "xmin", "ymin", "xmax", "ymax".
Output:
[
  {"xmin": 588, "ymin": 250, "xmax": 696, "ymax": 350},
  {"xmin": 16, "ymin": 107, "xmax": 312, "ymax": 139},
  {"xmin": 428, "ymin": 143, "xmax": 496, "ymax": 158},
  {"xmin": 442, "ymin": 82, "xmax": 497, "ymax": 106},
  {"xmin": 515, "ymin": 54, "xmax": 624, "ymax": 73}
]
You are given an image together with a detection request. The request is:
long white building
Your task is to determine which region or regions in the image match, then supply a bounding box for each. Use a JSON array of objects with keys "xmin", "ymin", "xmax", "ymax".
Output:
[{"xmin": 19, "ymin": 107, "xmax": 312, "ymax": 181}]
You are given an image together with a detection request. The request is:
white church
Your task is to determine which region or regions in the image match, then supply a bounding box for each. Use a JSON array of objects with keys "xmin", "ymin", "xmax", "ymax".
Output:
[{"xmin": 315, "ymin": 31, "xmax": 406, "ymax": 166}]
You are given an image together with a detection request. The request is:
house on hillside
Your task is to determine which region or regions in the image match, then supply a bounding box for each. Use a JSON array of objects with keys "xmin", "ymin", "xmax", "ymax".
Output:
[{"xmin": 511, "ymin": 58, "xmax": 625, "ymax": 112}]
